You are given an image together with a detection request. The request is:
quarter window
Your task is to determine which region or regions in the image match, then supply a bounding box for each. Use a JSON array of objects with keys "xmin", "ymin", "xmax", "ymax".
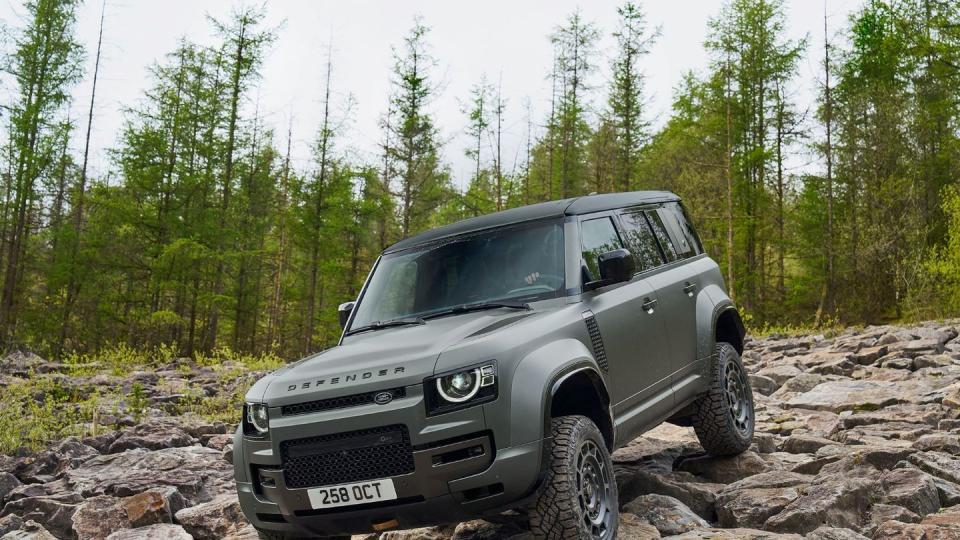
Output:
[
  {"xmin": 645, "ymin": 210, "xmax": 678, "ymax": 262},
  {"xmin": 658, "ymin": 202, "xmax": 702, "ymax": 258},
  {"xmin": 619, "ymin": 212, "xmax": 664, "ymax": 272},
  {"xmin": 580, "ymin": 217, "xmax": 624, "ymax": 282}
]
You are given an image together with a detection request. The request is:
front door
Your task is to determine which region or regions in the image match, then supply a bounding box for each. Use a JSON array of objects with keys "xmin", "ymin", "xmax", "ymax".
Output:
[{"xmin": 577, "ymin": 215, "xmax": 673, "ymax": 442}]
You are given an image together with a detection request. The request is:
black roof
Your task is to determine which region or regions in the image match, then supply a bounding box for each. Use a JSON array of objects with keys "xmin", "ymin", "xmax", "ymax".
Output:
[{"xmin": 384, "ymin": 190, "xmax": 679, "ymax": 254}]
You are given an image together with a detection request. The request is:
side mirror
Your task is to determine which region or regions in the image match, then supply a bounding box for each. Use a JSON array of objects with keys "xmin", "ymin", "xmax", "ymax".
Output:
[
  {"xmin": 338, "ymin": 301, "xmax": 355, "ymax": 329},
  {"xmin": 586, "ymin": 249, "xmax": 635, "ymax": 290}
]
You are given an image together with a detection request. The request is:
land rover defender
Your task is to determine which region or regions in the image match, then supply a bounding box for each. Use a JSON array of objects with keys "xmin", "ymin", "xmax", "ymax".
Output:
[{"xmin": 234, "ymin": 191, "xmax": 752, "ymax": 540}]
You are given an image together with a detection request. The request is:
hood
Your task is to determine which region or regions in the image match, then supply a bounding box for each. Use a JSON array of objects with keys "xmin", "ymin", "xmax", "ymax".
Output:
[{"xmin": 258, "ymin": 309, "xmax": 537, "ymax": 406}]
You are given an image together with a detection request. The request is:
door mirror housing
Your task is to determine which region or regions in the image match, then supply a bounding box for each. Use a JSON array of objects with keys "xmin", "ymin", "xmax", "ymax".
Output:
[
  {"xmin": 338, "ymin": 301, "xmax": 355, "ymax": 329},
  {"xmin": 586, "ymin": 249, "xmax": 635, "ymax": 291}
]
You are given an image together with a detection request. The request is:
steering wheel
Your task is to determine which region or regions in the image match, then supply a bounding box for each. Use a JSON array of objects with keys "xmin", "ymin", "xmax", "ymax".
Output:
[{"xmin": 506, "ymin": 273, "xmax": 565, "ymax": 296}]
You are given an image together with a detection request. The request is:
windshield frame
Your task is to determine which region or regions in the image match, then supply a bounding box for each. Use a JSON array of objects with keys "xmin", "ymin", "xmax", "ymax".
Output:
[{"xmin": 343, "ymin": 217, "xmax": 569, "ymax": 337}]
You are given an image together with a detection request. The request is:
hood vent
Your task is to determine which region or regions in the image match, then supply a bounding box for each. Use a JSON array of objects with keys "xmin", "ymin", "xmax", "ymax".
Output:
[{"xmin": 582, "ymin": 311, "xmax": 608, "ymax": 372}]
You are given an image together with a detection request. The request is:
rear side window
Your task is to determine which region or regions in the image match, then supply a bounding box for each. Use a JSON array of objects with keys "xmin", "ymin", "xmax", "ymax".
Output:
[
  {"xmin": 644, "ymin": 210, "xmax": 678, "ymax": 262},
  {"xmin": 658, "ymin": 202, "xmax": 702, "ymax": 258},
  {"xmin": 618, "ymin": 212, "xmax": 664, "ymax": 272},
  {"xmin": 580, "ymin": 217, "xmax": 624, "ymax": 282}
]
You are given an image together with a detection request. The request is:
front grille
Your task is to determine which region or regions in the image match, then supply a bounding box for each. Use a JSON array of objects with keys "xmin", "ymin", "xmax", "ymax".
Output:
[
  {"xmin": 280, "ymin": 425, "xmax": 415, "ymax": 489},
  {"xmin": 281, "ymin": 387, "xmax": 406, "ymax": 416}
]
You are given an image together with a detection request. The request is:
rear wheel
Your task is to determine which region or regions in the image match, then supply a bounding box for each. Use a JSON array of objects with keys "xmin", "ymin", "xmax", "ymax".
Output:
[
  {"xmin": 691, "ymin": 342, "xmax": 754, "ymax": 456},
  {"xmin": 530, "ymin": 415, "xmax": 618, "ymax": 540}
]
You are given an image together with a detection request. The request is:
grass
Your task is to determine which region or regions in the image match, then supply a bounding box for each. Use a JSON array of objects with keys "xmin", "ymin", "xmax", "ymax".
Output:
[{"xmin": 1, "ymin": 345, "xmax": 285, "ymax": 454}]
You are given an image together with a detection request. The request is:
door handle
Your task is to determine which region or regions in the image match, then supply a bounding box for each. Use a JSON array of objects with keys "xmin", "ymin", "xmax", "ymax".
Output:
[
  {"xmin": 683, "ymin": 282, "xmax": 697, "ymax": 297},
  {"xmin": 641, "ymin": 298, "xmax": 658, "ymax": 314}
]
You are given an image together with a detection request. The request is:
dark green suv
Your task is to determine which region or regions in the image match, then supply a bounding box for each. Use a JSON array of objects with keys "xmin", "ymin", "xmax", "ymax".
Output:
[{"xmin": 234, "ymin": 191, "xmax": 752, "ymax": 540}]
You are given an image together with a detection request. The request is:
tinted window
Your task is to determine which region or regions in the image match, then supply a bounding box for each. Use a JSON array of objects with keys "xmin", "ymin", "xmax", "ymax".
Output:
[
  {"xmin": 580, "ymin": 217, "xmax": 623, "ymax": 282},
  {"xmin": 645, "ymin": 210, "xmax": 678, "ymax": 262},
  {"xmin": 619, "ymin": 212, "xmax": 664, "ymax": 272},
  {"xmin": 658, "ymin": 202, "xmax": 702, "ymax": 258}
]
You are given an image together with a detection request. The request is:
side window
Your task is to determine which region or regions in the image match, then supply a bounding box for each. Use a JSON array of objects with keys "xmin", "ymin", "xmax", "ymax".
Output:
[
  {"xmin": 658, "ymin": 202, "xmax": 702, "ymax": 258},
  {"xmin": 619, "ymin": 212, "xmax": 664, "ymax": 272},
  {"xmin": 644, "ymin": 210, "xmax": 678, "ymax": 262},
  {"xmin": 580, "ymin": 217, "xmax": 624, "ymax": 282}
]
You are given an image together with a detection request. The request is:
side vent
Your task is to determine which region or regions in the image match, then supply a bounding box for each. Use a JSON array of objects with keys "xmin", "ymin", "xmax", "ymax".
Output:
[{"xmin": 582, "ymin": 311, "xmax": 608, "ymax": 372}]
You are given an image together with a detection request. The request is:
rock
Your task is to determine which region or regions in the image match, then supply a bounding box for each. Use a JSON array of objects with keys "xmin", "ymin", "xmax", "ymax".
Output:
[
  {"xmin": 908, "ymin": 451, "xmax": 960, "ymax": 484},
  {"xmin": 863, "ymin": 503, "xmax": 920, "ymax": 536},
  {"xmin": 763, "ymin": 476, "xmax": 879, "ymax": 535},
  {"xmin": 873, "ymin": 506, "xmax": 960, "ymax": 538},
  {"xmin": 108, "ymin": 422, "xmax": 195, "ymax": 453},
  {"xmin": 616, "ymin": 513, "xmax": 660, "ymax": 539},
  {"xmin": 174, "ymin": 494, "xmax": 248, "ymax": 539},
  {"xmin": 674, "ymin": 451, "xmax": 770, "ymax": 484},
  {"xmin": 72, "ymin": 495, "xmax": 130, "ymax": 540},
  {"xmin": 0, "ymin": 516, "xmax": 23, "ymax": 537},
  {"xmin": 751, "ymin": 432, "xmax": 778, "ymax": 454},
  {"xmin": 105, "ymin": 524, "xmax": 194, "ymax": 540},
  {"xmin": 850, "ymin": 345, "xmax": 888, "ymax": 365},
  {"xmin": 807, "ymin": 527, "xmax": 870, "ymax": 540},
  {"xmin": 879, "ymin": 468, "xmax": 941, "ymax": 516},
  {"xmin": 715, "ymin": 471, "xmax": 810, "ymax": 529},
  {"xmin": 660, "ymin": 528, "xmax": 803, "ymax": 539},
  {"xmin": 912, "ymin": 433, "xmax": 960, "ymax": 454},
  {"xmin": 781, "ymin": 435, "xmax": 835, "ymax": 454},
  {"xmin": 13, "ymin": 438, "xmax": 99, "ymax": 483},
  {"xmin": 914, "ymin": 354, "xmax": 955, "ymax": 369},
  {"xmin": 879, "ymin": 357, "xmax": 914, "ymax": 370},
  {"xmin": 379, "ymin": 527, "xmax": 453, "ymax": 540},
  {"xmin": 203, "ymin": 434, "xmax": 233, "ymax": 451},
  {"xmin": 621, "ymin": 494, "xmax": 707, "ymax": 536},
  {"xmin": 615, "ymin": 466, "xmax": 721, "ymax": 520},
  {"xmin": 756, "ymin": 364, "xmax": 802, "ymax": 386},
  {"xmin": 786, "ymin": 380, "xmax": 904, "ymax": 413},
  {"xmin": 0, "ymin": 493, "xmax": 81, "ymax": 539},
  {"xmin": 749, "ymin": 374, "xmax": 779, "ymax": 396},
  {"xmin": 0, "ymin": 474, "xmax": 20, "ymax": 504},
  {"xmin": 450, "ymin": 519, "xmax": 528, "ymax": 540},
  {"xmin": 0, "ymin": 520, "xmax": 57, "ymax": 540}
]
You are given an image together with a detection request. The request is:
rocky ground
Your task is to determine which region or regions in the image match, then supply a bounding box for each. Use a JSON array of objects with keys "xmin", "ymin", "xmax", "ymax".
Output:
[{"xmin": 3, "ymin": 321, "xmax": 960, "ymax": 539}]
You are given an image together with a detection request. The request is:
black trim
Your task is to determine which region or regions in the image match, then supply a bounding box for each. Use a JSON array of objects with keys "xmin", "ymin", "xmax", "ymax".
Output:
[
  {"xmin": 582, "ymin": 313, "xmax": 609, "ymax": 372},
  {"xmin": 281, "ymin": 387, "xmax": 407, "ymax": 417}
]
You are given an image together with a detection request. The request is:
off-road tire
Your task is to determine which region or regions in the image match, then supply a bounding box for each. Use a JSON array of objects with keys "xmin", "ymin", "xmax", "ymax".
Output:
[
  {"xmin": 530, "ymin": 415, "xmax": 618, "ymax": 540},
  {"xmin": 692, "ymin": 341, "xmax": 754, "ymax": 456}
]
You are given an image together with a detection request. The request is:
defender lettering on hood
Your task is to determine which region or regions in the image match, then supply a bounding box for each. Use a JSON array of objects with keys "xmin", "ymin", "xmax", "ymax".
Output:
[{"xmin": 286, "ymin": 366, "xmax": 406, "ymax": 392}]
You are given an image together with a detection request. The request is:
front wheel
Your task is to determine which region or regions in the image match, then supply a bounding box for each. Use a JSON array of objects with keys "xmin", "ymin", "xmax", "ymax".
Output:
[
  {"xmin": 529, "ymin": 415, "xmax": 618, "ymax": 540},
  {"xmin": 691, "ymin": 341, "xmax": 755, "ymax": 456}
]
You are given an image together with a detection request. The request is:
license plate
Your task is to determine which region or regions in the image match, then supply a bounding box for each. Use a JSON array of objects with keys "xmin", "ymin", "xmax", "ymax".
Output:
[{"xmin": 307, "ymin": 479, "xmax": 397, "ymax": 509}]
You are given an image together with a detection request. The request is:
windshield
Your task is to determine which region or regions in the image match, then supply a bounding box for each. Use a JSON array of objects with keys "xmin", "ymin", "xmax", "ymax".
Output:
[{"xmin": 350, "ymin": 220, "xmax": 565, "ymax": 329}]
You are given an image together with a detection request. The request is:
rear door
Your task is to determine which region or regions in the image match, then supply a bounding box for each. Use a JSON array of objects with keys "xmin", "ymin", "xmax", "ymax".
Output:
[
  {"xmin": 577, "ymin": 214, "xmax": 673, "ymax": 441},
  {"xmin": 634, "ymin": 203, "xmax": 704, "ymax": 389}
]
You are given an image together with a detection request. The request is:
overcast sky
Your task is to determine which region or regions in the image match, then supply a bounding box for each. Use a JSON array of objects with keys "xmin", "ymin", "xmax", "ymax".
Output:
[{"xmin": 1, "ymin": 0, "xmax": 863, "ymax": 190}]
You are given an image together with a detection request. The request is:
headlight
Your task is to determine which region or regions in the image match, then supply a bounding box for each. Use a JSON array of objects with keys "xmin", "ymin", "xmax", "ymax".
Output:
[
  {"xmin": 426, "ymin": 363, "xmax": 497, "ymax": 415},
  {"xmin": 245, "ymin": 402, "xmax": 269, "ymax": 436}
]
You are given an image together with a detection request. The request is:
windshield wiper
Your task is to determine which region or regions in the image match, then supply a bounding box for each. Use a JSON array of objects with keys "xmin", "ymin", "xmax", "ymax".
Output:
[
  {"xmin": 345, "ymin": 317, "xmax": 426, "ymax": 336},
  {"xmin": 423, "ymin": 300, "xmax": 531, "ymax": 320}
]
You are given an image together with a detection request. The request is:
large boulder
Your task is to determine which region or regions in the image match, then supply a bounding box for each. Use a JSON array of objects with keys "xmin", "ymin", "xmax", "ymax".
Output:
[
  {"xmin": 71, "ymin": 488, "xmax": 186, "ymax": 540},
  {"xmin": 0, "ymin": 492, "xmax": 81, "ymax": 539}
]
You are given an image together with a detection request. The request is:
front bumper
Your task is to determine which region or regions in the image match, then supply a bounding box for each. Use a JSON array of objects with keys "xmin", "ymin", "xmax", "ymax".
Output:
[{"xmin": 234, "ymin": 383, "xmax": 543, "ymax": 536}]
